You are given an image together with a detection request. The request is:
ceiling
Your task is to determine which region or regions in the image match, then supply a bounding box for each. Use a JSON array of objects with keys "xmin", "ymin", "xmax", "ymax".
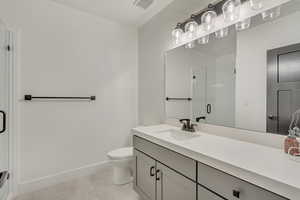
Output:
[{"xmin": 51, "ymin": 0, "xmax": 175, "ymax": 26}]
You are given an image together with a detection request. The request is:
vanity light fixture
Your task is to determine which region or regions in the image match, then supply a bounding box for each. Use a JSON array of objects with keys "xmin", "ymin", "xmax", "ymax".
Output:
[
  {"xmin": 215, "ymin": 27, "xmax": 229, "ymax": 38},
  {"xmin": 198, "ymin": 35, "xmax": 210, "ymax": 44},
  {"xmin": 171, "ymin": 0, "xmax": 284, "ymax": 48},
  {"xmin": 262, "ymin": 6, "xmax": 281, "ymax": 21},
  {"xmin": 185, "ymin": 19, "xmax": 198, "ymax": 39},
  {"xmin": 172, "ymin": 23, "xmax": 183, "ymax": 44},
  {"xmin": 201, "ymin": 10, "xmax": 217, "ymax": 32},
  {"xmin": 185, "ymin": 41, "xmax": 196, "ymax": 49},
  {"xmin": 222, "ymin": 0, "xmax": 241, "ymax": 22},
  {"xmin": 250, "ymin": 0, "xmax": 263, "ymax": 10},
  {"xmin": 236, "ymin": 17, "xmax": 251, "ymax": 31}
]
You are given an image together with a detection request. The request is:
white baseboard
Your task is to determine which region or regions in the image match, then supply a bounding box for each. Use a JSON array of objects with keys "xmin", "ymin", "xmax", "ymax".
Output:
[{"xmin": 17, "ymin": 160, "xmax": 112, "ymax": 196}]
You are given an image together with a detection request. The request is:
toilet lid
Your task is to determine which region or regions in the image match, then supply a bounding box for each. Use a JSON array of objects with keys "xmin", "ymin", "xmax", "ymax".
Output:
[{"xmin": 107, "ymin": 147, "xmax": 133, "ymax": 160}]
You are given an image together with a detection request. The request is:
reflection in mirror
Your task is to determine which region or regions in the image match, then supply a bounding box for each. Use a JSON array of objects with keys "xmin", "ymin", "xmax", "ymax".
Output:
[
  {"xmin": 166, "ymin": 31, "xmax": 236, "ymax": 127},
  {"xmin": 165, "ymin": 0, "xmax": 300, "ymax": 135}
]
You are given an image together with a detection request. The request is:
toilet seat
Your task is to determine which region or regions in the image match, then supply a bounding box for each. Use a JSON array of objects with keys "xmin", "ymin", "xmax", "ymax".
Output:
[{"xmin": 107, "ymin": 147, "xmax": 133, "ymax": 160}]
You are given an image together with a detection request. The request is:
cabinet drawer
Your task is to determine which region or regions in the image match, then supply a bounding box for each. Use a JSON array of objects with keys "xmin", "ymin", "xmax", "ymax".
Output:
[
  {"xmin": 197, "ymin": 162, "xmax": 288, "ymax": 200},
  {"xmin": 198, "ymin": 185, "xmax": 224, "ymax": 200},
  {"xmin": 133, "ymin": 136, "xmax": 196, "ymax": 181}
]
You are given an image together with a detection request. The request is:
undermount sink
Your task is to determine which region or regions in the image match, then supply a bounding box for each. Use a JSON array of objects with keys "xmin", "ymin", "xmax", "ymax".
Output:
[{"xmin": 154, "ymin": 129, "xmax": 200, "ymax": 141}]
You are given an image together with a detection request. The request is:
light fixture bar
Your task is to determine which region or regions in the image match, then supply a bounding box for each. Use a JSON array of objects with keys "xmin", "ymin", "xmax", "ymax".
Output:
[
  {"xmin": 169, "ymin": 0, "xmax": 291, "ymax": 50},
  {"xmin": 176, "ymin": 0, "xmax": 249, "ymax": 31}
]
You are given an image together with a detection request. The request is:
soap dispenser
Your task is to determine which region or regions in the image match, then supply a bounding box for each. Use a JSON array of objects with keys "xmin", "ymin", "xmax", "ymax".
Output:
[{"xmin": 284, "ymin": 127, "xmax": 300, "ymax": 155}]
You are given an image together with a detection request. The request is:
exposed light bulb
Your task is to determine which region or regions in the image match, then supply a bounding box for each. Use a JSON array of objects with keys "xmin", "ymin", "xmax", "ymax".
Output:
[
  {"xmin": 250, "ymin": 0, "xmax": 263, "ymax": 10},
  {"xmin": 185, "ymin": 41, "xmax": 195, "ymax": 49},
  {"xmin": 215, "ymin": 27, "xmax": 229, "ymax": 39},
  {"xmin": 201, "ymin": 11, "xmax": 217, "ymax": 32},
  {"xmin": 222, "ymin": 0, "xmax": 241, "ymax": 22},
  {"xmin": 236, "ymin": 18, "xmax": 251, "ymax": 31},
  {"xmin": 185, "ymin": 20, "xmax": 198, "ymax": 39},
  {"xmin": 198, "ymin": 35, "xmax": 210, "ymax": 44},
  {"xmin": 262, "ymin": 6, "xmax": 281, "ymax": 21},
  {"xmin": 172, "ymin": 27, "xmax": 183, "ymax": 44}
]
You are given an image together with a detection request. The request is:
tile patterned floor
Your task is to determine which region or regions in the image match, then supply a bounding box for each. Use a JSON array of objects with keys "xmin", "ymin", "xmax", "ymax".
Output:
[{"xmin": 15, "ymin": 168, "xmax": 141, "ymax": 200}]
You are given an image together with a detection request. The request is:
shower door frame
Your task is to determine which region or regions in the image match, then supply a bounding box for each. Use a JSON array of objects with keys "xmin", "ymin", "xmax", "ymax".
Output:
[{"xmin": 1, "ymin": 24, "xmax": 18, "ymax": 200}]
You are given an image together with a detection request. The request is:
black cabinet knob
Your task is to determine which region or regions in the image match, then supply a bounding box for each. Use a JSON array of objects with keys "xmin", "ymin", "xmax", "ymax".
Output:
[{"xmin": 233, "ymin": 190, "xmax": 240, "ymax": 198}]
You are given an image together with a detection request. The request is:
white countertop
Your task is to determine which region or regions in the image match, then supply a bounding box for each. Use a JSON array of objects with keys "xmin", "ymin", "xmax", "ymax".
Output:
[{"xmin": 132, "ymin": 124, "xmax": 300, "ymax": 200}]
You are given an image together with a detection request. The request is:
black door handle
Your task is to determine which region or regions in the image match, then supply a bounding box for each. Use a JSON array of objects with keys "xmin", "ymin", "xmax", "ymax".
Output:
[
  {"xmin": 0, "ymin": 171, "xmax": 9, "ymax": 189},
  {"xmin": 0, "ymin": 111, "xmax": 6, "ymax": 134},
  {"xmin": 207, "ymin": 104, "xmax": 212, "ymax": 114},
  {"xmin": 268, "ymin": 115, "xmax": 277, "ymax": 120}
]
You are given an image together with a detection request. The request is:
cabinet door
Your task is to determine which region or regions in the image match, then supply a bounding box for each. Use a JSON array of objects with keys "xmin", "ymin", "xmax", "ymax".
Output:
[
  {"xmin": 198, "ymin": 185, "xmax": 224, "ymax": 200},
  {"xmin": 156, "ymin": 163, "xmax": 196, "ymax": 200},
  {"xmin": 134, "ymin": 150, "xmax": 156, "ymax": 200}
]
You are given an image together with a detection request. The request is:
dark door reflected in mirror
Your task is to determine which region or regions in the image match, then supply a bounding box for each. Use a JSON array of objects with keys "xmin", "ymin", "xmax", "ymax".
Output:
[{"xmin": 267, "ymin": 43, "xmax": 300, "ymax": 135}]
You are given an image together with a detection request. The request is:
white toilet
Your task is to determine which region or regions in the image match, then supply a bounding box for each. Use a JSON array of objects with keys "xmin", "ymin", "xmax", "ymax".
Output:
[{"xmin": 107, "ymin": 147, "xmax": 134, "ymax": 185}]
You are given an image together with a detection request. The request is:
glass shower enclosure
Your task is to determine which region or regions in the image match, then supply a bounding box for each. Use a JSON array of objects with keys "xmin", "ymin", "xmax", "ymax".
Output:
[{"xmin": 0, "ymin": 21, "xmax": 10, "ymax": 200}]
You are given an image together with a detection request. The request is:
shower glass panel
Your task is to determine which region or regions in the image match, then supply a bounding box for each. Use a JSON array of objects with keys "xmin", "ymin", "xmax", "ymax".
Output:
[
  {"xmin": 205, "ymin": 53, "xmax": 236, "ymax": 127},
  {"xmin": 0, "ymin": 22, "xmax": 9, "ymax": 200},
  {"xmin": 192, "ymin": 69, "xmax": 207, "ymax": 122}
]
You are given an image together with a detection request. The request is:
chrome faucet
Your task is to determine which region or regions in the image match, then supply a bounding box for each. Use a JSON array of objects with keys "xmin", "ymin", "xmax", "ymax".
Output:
[{"xmin": 179, "ymin": 119, "xmax": 197, "ymax": 132}]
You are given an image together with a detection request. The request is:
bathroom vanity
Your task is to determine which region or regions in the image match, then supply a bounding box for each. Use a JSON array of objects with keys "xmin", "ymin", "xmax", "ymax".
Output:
[
  {"xmin": 133, "ymin": 0, "xmax": 300, "ymax": 199},
  {"xmin": 132, "ymin": 125, "xmax": 300, "ymax": 200}
]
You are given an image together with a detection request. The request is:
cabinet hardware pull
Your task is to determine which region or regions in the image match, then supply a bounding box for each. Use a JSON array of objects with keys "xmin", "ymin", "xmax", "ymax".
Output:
[
  {"xmin": 233, "ymin": 190, "xmax": 240, "ymax": 198},
  {"xmin": 150, "ymin": 166, "xmax": 155, "ymax": 177},
  {"xmin": 207, "ymin": 104, "xmax": 212, "ymax": 114},
  {"xmin": 0, "ymin": 111, "xmax": 6, "ymax": 134},
  {"xmin": 156, "ymin": 170, "xmax": 161, "ymax": 181}
]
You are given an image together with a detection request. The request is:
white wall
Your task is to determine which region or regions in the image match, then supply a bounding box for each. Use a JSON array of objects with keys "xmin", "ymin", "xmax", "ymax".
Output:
[
  {"xmin": 0, "ymin": 0, "xmax": 137, "ymax": 192},
  {"xmin": 235, "ymin": 11, "xmax": 300, "ymax": 132}
]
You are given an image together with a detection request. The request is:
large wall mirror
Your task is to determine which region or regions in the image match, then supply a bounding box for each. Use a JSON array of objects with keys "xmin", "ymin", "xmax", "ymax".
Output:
[{"xmin": 165, "ymin": 0, "xmax": 300, "ymax": 135}]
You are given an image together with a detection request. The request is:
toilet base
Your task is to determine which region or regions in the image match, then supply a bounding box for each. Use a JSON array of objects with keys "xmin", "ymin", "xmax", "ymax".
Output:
[{"xmin": 111, "ymin": 159, "xmax": 133, "ymax": 185}]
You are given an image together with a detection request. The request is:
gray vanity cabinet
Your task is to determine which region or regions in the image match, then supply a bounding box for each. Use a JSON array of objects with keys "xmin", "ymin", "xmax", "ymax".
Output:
[
  {"xmin": 133, "ymin": 150, "xmax": 156, "ymax": 200},
  {"xmin": 156, "ymin": 163, "xmax": 196, "ymax": 200},
  {"xmin": 134, "ymin": 149, "xmax": 196, "ymax": 200},
  {"xmin": 133, "ymin": 136, "xmax": 288, "ymax": 200}
]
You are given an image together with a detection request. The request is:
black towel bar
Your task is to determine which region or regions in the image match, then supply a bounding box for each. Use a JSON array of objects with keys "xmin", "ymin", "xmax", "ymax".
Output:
[
  {"xmin": 166, "ymin": 97, "xmax": 192, "ymax": 101},
  {"xmin": 24, "ymin": 95, "xmax": 96, "ymax": 101}
]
